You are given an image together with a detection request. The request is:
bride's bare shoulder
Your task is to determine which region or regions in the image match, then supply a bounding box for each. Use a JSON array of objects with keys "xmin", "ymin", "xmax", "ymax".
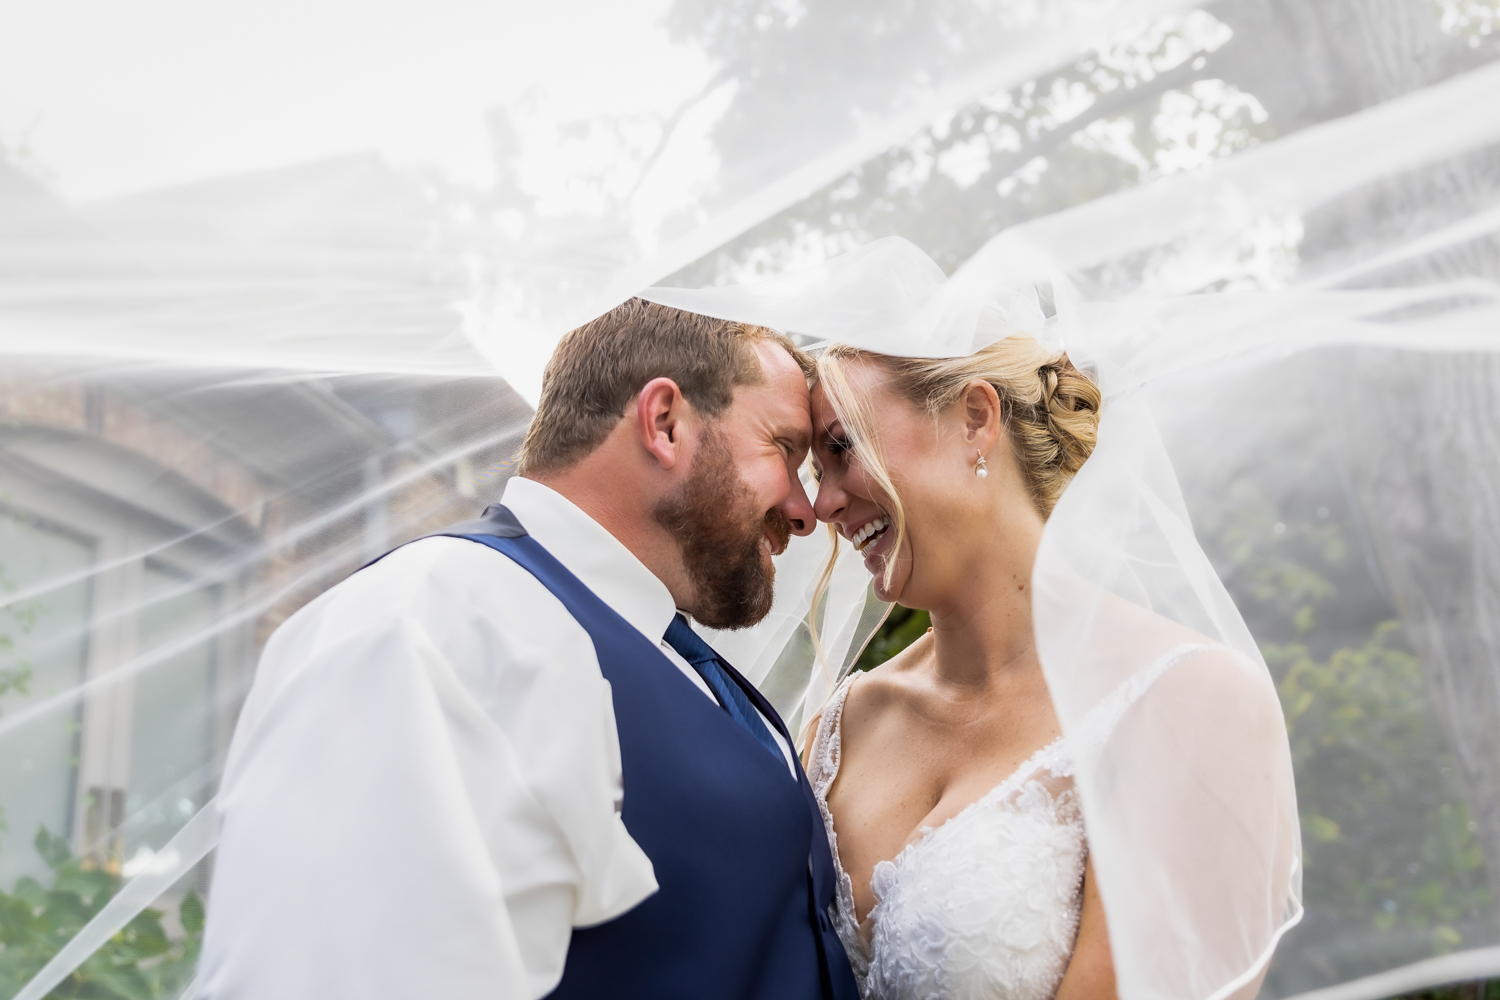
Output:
[
  {"xmin": 841, "ymin": 632, "xmax": 933, "ymax": 724},
  {"xmin": 1083, "ymin": 590, "xmax": 1276, "ymax": 710},
  {"xmin": 1093, "ymin": 588, "xmax": 1218, "ymax": 653}
]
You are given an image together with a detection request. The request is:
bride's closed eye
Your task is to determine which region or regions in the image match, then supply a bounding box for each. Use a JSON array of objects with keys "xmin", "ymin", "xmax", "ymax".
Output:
[
  {"xmin": 810, "ymin": 434, "xmax": 851, "ymax": 484},
  {"xmin": 818, "ymin": 426, "xmax": 852, "ymax": 461}
]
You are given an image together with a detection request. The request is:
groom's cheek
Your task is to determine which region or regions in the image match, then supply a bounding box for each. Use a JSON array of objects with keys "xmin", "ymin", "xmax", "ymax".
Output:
[
  {"xmin": 735, "ymin": 442, "xmax": 777, "ymax": 502},
  {"xmin": 750, "ymin": 466, "xmax": 780, "ymax": 512}
]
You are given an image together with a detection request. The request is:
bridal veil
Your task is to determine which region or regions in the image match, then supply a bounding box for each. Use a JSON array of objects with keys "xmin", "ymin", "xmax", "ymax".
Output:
[
  {"xmin": 4, "ymin": 2, "xmax": 1500, "ymax": 998},
  {"xmin": 645, "ymin": 233, "xmax": 1310, "ymax": 1000}
]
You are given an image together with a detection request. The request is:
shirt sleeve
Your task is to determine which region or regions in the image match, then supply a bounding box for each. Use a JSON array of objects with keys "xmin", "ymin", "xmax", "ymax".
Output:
[{"xmin": 199, "ymin": 538, "xmax": 658, "ymax": 1000}]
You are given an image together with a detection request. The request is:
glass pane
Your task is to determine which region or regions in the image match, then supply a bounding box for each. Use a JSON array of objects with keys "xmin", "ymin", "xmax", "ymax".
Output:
[
  {"xmin": 125, "ymin": 563, "xmax": 217, "ymax": 859},
  {"xmin": 0, "ymin": 510, "xmax": 93, "ymax": 888}
]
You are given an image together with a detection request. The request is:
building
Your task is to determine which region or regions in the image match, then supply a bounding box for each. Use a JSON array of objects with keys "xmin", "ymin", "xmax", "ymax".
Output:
[{"xmin": 0, "ymin": 156, "xmax": 529, "ymax": 887}]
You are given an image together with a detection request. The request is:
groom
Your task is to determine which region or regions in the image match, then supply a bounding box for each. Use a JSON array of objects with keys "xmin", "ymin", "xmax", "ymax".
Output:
[{"xmin": 199, "ymin": 299, "xmax": 858, "ymax": 1000}]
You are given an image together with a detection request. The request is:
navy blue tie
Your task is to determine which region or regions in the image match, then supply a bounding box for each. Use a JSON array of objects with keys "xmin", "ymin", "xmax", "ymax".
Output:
[{"xmin": 664, "ymin": 613, "xmax": 786, "ymax": 769}]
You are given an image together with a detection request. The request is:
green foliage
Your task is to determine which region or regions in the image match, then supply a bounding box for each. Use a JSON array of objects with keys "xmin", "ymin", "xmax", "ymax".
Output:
[
  {"xmin": 856, "ymin": 604, "xmax": 930, "ymax": 672},
  {"xmin": 1394, "ymin": 981, "xmax": 1500, "ymax": 1000},
  {"xmin": 0, "ymin": 827, "xmax": 202, "ymax": 1000},
  {"xmin": 0, "ymin": 562, "xmax": 39, "ymax": 708},
  {"xmin": 1175, "ymin": 395, "xmax": 1496, "ymax": 989},
  {"xmin": 0, "ymin": 560, "xmax": 41, "ymax": 841},
  {"xmin": 1210, "ymin": 485, "xmax": 1343, "ymax": 637},
  {"xmin": 1273, "ymin": 624, "xmax": 1490, "ymax": 955}
]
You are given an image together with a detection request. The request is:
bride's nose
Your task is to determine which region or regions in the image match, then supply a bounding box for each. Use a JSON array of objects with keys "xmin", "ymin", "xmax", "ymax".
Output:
[{"xmin": 813, "ymin": 476, "xmax": 847, "ymax": 526}]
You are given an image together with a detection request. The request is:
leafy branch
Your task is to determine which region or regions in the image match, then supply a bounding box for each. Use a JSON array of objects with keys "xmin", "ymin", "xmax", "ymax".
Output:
[{"xmin": 0, "ymin": 827, "xmax": 203, "ymax": 1000}]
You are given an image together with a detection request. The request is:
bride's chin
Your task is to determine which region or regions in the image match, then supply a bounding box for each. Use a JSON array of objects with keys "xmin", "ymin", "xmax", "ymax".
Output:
[{"xmin": 867, "ymin": 559, "xmax": 908, "ymax": 604}]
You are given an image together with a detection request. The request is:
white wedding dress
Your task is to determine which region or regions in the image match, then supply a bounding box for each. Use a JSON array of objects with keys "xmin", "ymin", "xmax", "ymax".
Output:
[{"xmin": 807, "ymin": 674, "xmax": 1088, "ymax": 1000}]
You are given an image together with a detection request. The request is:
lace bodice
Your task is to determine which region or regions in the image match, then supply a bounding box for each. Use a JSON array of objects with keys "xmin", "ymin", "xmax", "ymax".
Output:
[{"xmin": 807, "ymin": 675, "xmax": 1088, "ymax": 1000}]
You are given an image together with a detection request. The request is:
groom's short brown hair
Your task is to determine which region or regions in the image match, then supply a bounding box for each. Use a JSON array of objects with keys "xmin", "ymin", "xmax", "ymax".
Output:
[{"xmin": 516, "ymin": 298, "xmax": 812, "ymax": 476}]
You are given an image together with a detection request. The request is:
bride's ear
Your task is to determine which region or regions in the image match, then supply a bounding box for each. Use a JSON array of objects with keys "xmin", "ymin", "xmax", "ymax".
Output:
[{"xmin": 960, "ymin": 379, "xmax": 1002, "ymax": 454}]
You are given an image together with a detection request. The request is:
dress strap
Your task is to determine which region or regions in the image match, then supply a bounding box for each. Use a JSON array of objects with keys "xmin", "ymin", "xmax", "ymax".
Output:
[{"xmin": 807, "ymin": 674, "xmax": 858, "ymax": 795}]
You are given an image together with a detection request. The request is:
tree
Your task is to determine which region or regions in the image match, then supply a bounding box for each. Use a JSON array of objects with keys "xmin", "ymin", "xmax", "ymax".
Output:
[{"xmin": 660, "ymin": 0, "xmax": 1497, "ymax": 285}]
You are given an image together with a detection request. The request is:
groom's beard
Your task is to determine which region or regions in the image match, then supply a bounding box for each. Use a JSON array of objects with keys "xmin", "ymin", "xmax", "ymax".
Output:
[{"xmin": 654, "ymin": 427, "xmax": 792, "ymax": 631}]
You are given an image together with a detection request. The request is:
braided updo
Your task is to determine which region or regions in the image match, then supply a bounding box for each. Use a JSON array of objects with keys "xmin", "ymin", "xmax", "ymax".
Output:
[{"xmin": 820, "ymin": 336, "xmax": 1100, "ymax": 519}]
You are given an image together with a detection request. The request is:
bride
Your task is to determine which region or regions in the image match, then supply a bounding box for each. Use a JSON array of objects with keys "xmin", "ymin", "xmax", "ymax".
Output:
[
  {"xmin": 801, "ymin": 336, "xmax": 1114, "ymax": 1000},
  {"xmin": 645, "ymin": 236, "xmax": 1302, "ymax": 1000}
]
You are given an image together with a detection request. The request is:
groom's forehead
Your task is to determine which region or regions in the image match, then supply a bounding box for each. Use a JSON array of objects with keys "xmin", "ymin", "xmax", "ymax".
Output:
[
  {"xmin": 751, "ymin": 338, "xmax": 805, "ymax": 384},
  {"xmin": 731, "ymin": 341, "xmax": 812, "ymax": 436}
]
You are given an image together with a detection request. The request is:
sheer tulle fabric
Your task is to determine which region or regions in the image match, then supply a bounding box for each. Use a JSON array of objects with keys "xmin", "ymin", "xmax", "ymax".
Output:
[
  {"xmin": 644, "ymin": 231, "xmax": 1316, "ymax": 999},
  {"xmin": 3, "ymin": 3, "xmax": 1500, "ymax": 999}
]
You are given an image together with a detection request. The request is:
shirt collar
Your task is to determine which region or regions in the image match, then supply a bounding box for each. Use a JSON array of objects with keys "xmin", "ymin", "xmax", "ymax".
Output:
[{"xmin": 500, "ymin": 476, "xmax": 679, "ymax": 647}]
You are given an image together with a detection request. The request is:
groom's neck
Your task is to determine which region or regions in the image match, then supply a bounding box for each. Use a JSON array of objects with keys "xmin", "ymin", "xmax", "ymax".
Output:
[{"xmin": 526, "ymin": 447, "xmax": 694, "ymax": 609}]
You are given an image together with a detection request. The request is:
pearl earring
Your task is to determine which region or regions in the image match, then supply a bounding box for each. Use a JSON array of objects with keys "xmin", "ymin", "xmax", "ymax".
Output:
[{"xmin": 975, "ymin": 454, "xmax": 988, "ymax": 479}]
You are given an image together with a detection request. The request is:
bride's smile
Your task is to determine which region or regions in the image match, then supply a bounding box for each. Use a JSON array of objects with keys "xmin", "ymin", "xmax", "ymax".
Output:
[{"xmin": 848, "ymin": 515, "xmax": 889, "ymax": 554}]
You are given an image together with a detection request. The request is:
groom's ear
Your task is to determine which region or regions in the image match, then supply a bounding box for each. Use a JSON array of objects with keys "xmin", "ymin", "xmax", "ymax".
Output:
[{"xmin": 635, "ymin": 377, "xmax": 692, "ymax": 472}]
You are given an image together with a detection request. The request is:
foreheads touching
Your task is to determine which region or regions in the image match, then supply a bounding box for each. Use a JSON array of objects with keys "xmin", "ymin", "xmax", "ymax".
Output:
[{"xmin": 518, "ymin": 298, "xmax": 817, "ymax": 628}]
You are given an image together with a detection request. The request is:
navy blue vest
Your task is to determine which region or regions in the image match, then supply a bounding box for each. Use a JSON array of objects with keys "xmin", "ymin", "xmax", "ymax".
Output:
[{"xmin": 420, "ymin": 505, "xmax": 858, "ymax": 1000}]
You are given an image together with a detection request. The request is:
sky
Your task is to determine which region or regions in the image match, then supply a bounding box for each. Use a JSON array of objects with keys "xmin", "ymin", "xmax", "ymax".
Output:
[{"xmin": 0, "ymin": 0, "xmax": 713, "ymax": 201}]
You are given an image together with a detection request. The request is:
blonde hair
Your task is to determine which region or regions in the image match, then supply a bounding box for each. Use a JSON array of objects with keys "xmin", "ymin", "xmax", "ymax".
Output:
[{"xmin": 808, "ymin": 336, "xmax": 1100, "ymax": 674}]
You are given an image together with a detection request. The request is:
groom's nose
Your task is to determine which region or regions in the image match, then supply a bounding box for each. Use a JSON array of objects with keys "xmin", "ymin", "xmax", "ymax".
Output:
[{"xmin": 780, "ymin": 473, "xmax": 816, "ymax": 537}]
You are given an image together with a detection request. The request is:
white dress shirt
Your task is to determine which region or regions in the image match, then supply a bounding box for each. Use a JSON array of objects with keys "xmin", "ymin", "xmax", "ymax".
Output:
[{"xmin": 200, "ymin": 476, "xmax": 791, "ymax": 1000}]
